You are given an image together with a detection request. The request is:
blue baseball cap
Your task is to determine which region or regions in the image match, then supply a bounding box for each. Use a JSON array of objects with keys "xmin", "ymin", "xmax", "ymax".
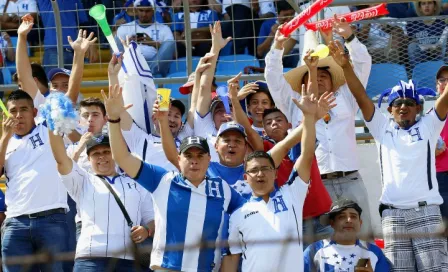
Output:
[
  {"xmin": 217, "ymin": 121, "xmax": 247, "ymax": 138},
  {"xmin": 47, "ymin": 68, "xmax": 71, "ymax": 81},
  {"xmin": 135, "ymin": 0, "xmax": 153, "ymax": 7}
]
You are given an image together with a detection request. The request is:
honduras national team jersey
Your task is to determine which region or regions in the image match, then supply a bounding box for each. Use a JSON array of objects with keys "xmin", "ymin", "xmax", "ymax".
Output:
[
  {"xmin": 304, "ymin": 239, "xmax": 391, "ymax": 271},
  {"xmin": 134, "ymin": 162, "xmax": 246, "ymax": 271},
  {"xmin": 228, "ymin": 170, "xmax": 308, "ymax": 272},
  {"xmin": 207, "ymin": 162, "xmax": 251, "ymax": 198}
]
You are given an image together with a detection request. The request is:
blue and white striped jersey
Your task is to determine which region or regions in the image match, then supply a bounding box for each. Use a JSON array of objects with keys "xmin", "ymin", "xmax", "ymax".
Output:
[{"xmin": 134, "ymin": 162, "xmax": 246, "ymax": 271}]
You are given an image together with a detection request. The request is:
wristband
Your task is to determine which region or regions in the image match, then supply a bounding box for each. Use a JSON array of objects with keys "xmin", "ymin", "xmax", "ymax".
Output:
[
  {"xmin": 107, "ymin": 117, "xmax": 121, "ymax": 123},
  {"xmin": 143, "ymin": 225, "xmax": 152, "ymax": 236},
  {"xmin": 345, "ymin": 34, "xmax": 356, "ymax": 43}
]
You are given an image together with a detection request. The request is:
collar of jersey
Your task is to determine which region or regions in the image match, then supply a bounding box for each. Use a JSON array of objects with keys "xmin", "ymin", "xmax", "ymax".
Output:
[
  {"xmin": 13, "ymin": 124, "xmax": 37, "ymax": 139},
  {"xmin": 97, "ymin": 175, "xmax": 120, "ymax": 184},
  {"xmin": 393, "ymin": 117, "xmax": 422, "ymax": 130},
  {"xmin": 249, "ymin": 186, "xmax": 278, "ymax": 202},
  {"xmin": 329, "ymin": 239, "xmax": 361, "ymax": 246},
  {"xmin": 137, "ymin": 20, "xmax": 153, "ymax": 28}
]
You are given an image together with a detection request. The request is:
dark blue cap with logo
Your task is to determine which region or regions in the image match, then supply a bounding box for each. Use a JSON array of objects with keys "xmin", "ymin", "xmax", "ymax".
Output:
[
  {"xmin": 86, "ymin": 134, "xmax": 110, "ymax": 155},
  {"xmin": 47, "ymin": 68, "xmax": 71, "ymax": 81},
  {"xmin": 217, "ymin": 121, "xmax": 247, "ymax": 138},
  {"xmin": 179, "ymin": 136, "xmax": 210, "ymax": 154}
]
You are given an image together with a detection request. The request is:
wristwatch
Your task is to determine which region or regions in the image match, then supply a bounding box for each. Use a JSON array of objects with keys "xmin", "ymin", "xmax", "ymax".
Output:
[{"xmin": 345, "ymin": 33, "xmax": 356, "ymax": 43}]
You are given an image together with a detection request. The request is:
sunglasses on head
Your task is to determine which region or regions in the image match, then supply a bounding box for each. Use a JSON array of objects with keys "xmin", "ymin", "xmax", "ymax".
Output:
[{"xmin": 391, "ymin": 99, "xmax": 417, "ymax": 107}]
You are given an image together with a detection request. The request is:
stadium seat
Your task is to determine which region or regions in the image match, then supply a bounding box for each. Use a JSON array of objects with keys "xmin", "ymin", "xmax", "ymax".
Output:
[
  {"xmin": 168, "ymin": 57, "xmax": 201, "ymax": 74},
  {"xmin": 216, "ymin": 54, "xmax": 258, "ymax": 74},
  {"xmin": 366, "ymin": 63, "xmax": 408, "ymax": 98},
  {"xmin": 412, "ymin": 61, "xmax": 445, "ymax": 91}
]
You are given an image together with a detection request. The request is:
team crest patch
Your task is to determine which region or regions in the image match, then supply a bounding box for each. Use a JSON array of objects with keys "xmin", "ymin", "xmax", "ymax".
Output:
[{"xmin": 94, "ymin": 135, "xmax": 104, "ymax": 143}]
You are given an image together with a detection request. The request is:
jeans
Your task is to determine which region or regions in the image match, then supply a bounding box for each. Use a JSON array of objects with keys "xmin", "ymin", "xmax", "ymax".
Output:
[
  {"xmin": 148, "ymin": 41, "xmax": 175, "ymax": 78},
  {"xmin": 65, "ymin": 196, "xmax": 77, "ymax": 271},
  {"xmin": 74, "ymin": 258, "xmax": 142, "ymax": 272},
  {"xmin": 302, "ymin": 216, "xmax": 334, "ymax": 250},
  {"xmin": 437, "ymin": 171, "xmax": 448, "ymax": 222},
  {"xmin": 75, "ymin": 221, "xmax": 82, "ymax": 242},
  {"xmin": 42, "ymin": 48, "xmax": 74, "ymax": 73},
  {"xmin": 1, "ymin": 213, "xmax": 69, "ymax": 272}
]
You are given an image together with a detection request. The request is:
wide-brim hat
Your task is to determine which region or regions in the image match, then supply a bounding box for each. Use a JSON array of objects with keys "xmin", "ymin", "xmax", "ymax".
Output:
[{"xmin": 284, "ymin": 30, "xmax": 346, "ymax": 93}]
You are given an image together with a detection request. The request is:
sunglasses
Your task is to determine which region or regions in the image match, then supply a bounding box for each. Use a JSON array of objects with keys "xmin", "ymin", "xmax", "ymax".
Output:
[{"xmin": 391, "ymin": 99, "xmax": 417, "ymax": 107}]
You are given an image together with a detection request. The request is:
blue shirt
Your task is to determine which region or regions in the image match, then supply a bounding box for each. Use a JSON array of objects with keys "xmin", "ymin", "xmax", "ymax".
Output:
[
  {"xmin": 0, "ymin": 189, "xmax": 5, "ymax": 212},
  {"xmin": 135, "ymin": 162, "xmax": 245, "ymax": 271},
  {"xmin": 257, "ymin": 18, "xmax": 276, "ymax": 46},
  {"xmin": 304, "ymin": 239, "xmax": 391, "ymax": 272},
  {"xmin": 172, "ymin": 9, "xmax": 219, "ymax": 32},
  {"xmin": 37, "ymin": 0, "xmax": 88, "ymax": 48},
  {"xmin": 407, "ymin": 19, "xmax": 447, "ymax": 45}
]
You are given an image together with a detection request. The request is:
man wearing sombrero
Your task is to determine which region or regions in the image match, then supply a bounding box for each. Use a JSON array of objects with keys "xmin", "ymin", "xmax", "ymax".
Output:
[
  {"xmin": 264, "ymin": 16, "xmax": 374, "ymax": 238},
  {"xmin": 328, "ymin": 39, "xmax": 448, "ymax": 270}
]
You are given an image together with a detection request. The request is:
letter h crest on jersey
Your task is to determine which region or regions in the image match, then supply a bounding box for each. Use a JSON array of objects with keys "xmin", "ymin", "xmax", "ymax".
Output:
[
  {"xmin": 29, "ymin": 133, "xmax": 44, "ymax": 149},
  {"xmin": 206, "ymin": 179, "xmax": 223, "ymax": 199}
]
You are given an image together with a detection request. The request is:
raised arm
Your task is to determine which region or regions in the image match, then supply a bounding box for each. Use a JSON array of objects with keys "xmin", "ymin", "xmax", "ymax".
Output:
[
  {"xmin": 16, "ymin": 14, "xmax": 38, "ymax": 98},
  {"xmin": 187, "ymin": 53, "xmax": 214, "ymax": 128},
  {"xmin": 435, "ymin": 82, "xmax": 448, "ymax": 119},
  {"xmin": 196, "ymin": 21, "xmax": 231, "ymax": 116},
  {"xmin": 329, "ymin": 40, "xmax": 374, "ymax": 121},
  {"xmin": 228, "ymin": 74, "xmax": 264, "ymax": 151},
  {"xmin": 0, "ymin": 116, "xmax": 17, "ymax": 173},
  {"xmin": 48, "ymin": 129, "xmax": 74, "ymax": 175},
  {"xmin": 67, "ymin": 30, "xmax": 97, "ymax": 104},
  {"xmin": 2, "ymin": 33, "xmax": 14, "ymax": 62},
  {"xmin": 154, "ymin": 100, "xmax": 180, "ymax": 170},
  {"xmin": 102, "ymin": 85, "xmax": 141, "ymax": 178}
]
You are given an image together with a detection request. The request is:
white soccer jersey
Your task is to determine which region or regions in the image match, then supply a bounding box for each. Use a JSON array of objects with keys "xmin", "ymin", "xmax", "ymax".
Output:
[
  {"xmin": 193, "ymin": 111, "xmax": 220, "ymax": 162},
  {"xmin": 0, "ymin": 0, "xmax": 37, "ymax": 16},
  {"xmin": 4, "ymin": 122, "xmax": 68, "ymax": 218},
  {"xmin": 228, "ymin": 170, "xmax": 309, "ymax": 272},
  {"xmin": 122, "ymin": 122, "xmax": 192, "ymax": 172},
  {"xmin": 116, "ymin": 21, "xmax": 174, "ymax": 60},
  {"xmin": 66, "ymin": 144, "xmax": 91, "ymax": 173},
  {"xmin": 60, "ymin": 162, "xmax": 154, "ymax": 260},
  {"xmin": 365, "ymin": 106, "xmax": 445, "ymax": 208},
  {"xmin": 134, "ymin": 162, "xmax": 246, "ymax": 271}
]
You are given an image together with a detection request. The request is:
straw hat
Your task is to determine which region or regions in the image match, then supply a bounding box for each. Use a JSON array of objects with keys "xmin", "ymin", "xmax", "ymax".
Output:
[{"xmin": 284, "ymin": 30, "xmax": 346, "ymax": 93}]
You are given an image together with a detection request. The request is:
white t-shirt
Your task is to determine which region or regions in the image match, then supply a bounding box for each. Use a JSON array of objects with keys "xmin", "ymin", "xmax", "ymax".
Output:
[
  {"xmin": 229, "ymin": 170, "xmax": 309, "ymax": 272},
  {"xmin": 0, "ymin": 0, "xmax": 37, "ymax": 17},
  {"xmin": 4, "ymin": 121, "xmax": 68, "ymax": 218},
  {"xmin": 193, "ymin": 111, "xmax": 220, "ymax": 162},
  {"xmin": 60, "ymin": 162, "xmax": 154, "ymax": 260},
  {"xmin": 116, "ymin": 21, "xmax": 174, "ymax": 60},
  {"xmin": 122, "ymin": 122, "xmax": 192, "ymax": 172},
  {"xmin": 365, "ymin": 106, "xmax": 445, "ymax": 208}
]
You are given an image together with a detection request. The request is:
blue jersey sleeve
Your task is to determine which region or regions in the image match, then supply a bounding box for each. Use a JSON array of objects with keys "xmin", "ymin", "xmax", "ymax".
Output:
[
  {"xmin": 0, "ymin": 189, "xmax": 5, "ymax": 212},
  {"xmin": 368, "ymin": 243, "xmax": 392, "ymax": 272},
  {"xmin": 172, "ymin": 12, "xmax": 185, "ymax": 32},
  {"xmin": 134, "ymin": 161, "xmax": 169, "ymax": 193},
  {"xmin": 227, "ymin": 186, "xmax": 246, "ymax": 214},
  {"xmin": 304, "ymin": 241, "xmax": 323, "ymax": 272}
]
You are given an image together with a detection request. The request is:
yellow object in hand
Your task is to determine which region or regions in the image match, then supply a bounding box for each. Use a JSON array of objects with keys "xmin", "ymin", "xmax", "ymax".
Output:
[
  {"xmin": 0, "ymin": 99, "xmax": 10, "ymax": 117},
  {"xmin": 157, "ymin": 88, "xmax": 171, "ymax": 111},
  {"xmin": 311, "ymin": 44, "xmax": 330, "ymax": 59}
]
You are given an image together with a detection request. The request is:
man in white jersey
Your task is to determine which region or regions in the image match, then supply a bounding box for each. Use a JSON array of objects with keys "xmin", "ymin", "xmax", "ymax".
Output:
[
  {"xmin": 48, "ymin": 130, "xmax": 154, "ymax": 271},
  {"xmin": 328, "ymin": 39, "xmax": 448, "ymax": 270},
  {"xmin": 265, "ymin": 18, "xmax": 374, "ymax": 237},
  {"xmin": 116, "ymin": 0, "xmax": 174, "ymax": 77},
  {"xmin": 102, "ymin": 85, "xmax": 246, "ymax": 271},
  {"xmin": 225, "ymin": 77, "xmax": 317, "ymax": 272},
  {"xmin": 0, "ymin": 90, "xmax": 69, "ymax": 272},
  {"xmin": 304, "ymin": 199, "xmax": 391, "ymax": 271}
]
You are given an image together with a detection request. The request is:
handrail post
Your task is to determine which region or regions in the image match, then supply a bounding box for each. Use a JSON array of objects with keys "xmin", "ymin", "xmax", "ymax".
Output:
[
  {"xmin": 51, "ymin": 0, "xmax": 64, "ymax": 68},
  {"xmin": 182, "ymin": 0, "xmax": 193, "ymax": 75}
]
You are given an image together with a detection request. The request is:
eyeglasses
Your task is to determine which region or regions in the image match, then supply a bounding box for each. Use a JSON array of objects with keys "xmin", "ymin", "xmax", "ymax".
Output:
[
  {"xmin": 438, "ymin": 78, "xmax": 448, "ymax": 84},
  {"xmin": 245, "ymin": 167, "xmax": 275, "ymax": 176},
  {"xmin": 391, "ymin": 99, "xmax": 417, "ymax": 108}
]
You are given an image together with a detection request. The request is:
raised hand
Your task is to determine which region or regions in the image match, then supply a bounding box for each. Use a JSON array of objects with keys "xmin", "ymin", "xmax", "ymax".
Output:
[
  {"xmin": 195, "ymin": 53, "xmax": 215, "ymax": 73},
  {"xmin": 152, "ymin": 100, "xmax": 168, "ymax": 121},
  {"xmin": 328, "ymin": 40, "xmax": 350, "ymax": 68},
  {"xmin": 1, "ymin": 115, "xmax": 18, "ymax": 140},
  {"xmin": 332, "ymin": 14, "xmax": 353, "ymax": 39},
  {"xmin": 319, "ymin": 27, "xmax": 333, "ymax": 45},
  {"xmin": 101, "ymin": 84, "xmax": 132, "ymax": 120},
  {"xmin": 274, "ymin": 25, "xmax": 290, "ymax": 49},
  {"xmin": 303, "ymin": 50, "xmax": 319, "ymax": 69},
  {"xmin": 292, "ymin": 84, "xmax": 318, "ymax": 116},
  {"xmin": 210, "ymin": 21, "xmax": 232, "ymax": 50},
  {"xmin": 108, "ymin": 53, "xmax": 122, "ymax": 76},
  {"xmin": 237, "ymin": 82, "xmax": 258, "ymax": 100},
  {"xmin": 17, "ymin": 14, "xmax": 33, "ymax": 37},
  {"xmin": 227, "ymin": 72, "xmax": 242, "ymax": 87},
  {"xmin": 316, "ymin": 91, "xmax": 336, "ymax": 120},
  {"xmin": 68, "ymin": 29, "xmax": 97, "ymax": 55}
]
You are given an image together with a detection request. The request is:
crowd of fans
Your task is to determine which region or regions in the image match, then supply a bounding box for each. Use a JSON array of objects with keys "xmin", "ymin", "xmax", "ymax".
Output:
[{"xmin": 1, "ymin": 1, "xmax": 448, "ymax": 272}]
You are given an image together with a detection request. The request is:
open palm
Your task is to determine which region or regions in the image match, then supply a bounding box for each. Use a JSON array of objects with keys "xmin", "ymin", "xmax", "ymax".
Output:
[
  {"xmin": 210, "ymin": 21, "xmax": 232, "ymax": 50},
  {"xmin": 101, "ymin": 84, "xmax": 131, "ymax": 120},
  {"xmin": 17, "ymin": 14, "xmax": 33, "ymax": 36},
  {"xmin": 316, "ymin": 91, "xmax": 337, "ymax": 119},
  {"xmin": 68, "ymin": 29, "xmax": 97, "ymax": 54},
  {"xmin": 293, "ymin": 84, "xmax": 317, "ymax": 116},
  {"xmin": 329, "ymin": 40, "xmax": 350, "ymax": 68}
]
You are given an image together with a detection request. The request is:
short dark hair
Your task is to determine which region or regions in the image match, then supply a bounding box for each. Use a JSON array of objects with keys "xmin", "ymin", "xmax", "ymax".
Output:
[
  {"xmin": 12, "ymin": 63, "xmax": 49, "ymax": 88},
  {"xmin": 329, "ymin": 208, "xmax": 362, "ymax": 221},
  {"xmin": 246, "ymin": 85, "xmax": 275, "ymax": 107},
  {"xmin": 244, "ymin": 151, "xmax": 275, "ymax": 170},
  {"xmin": 79, "ymin": 97, "xmax": 106, "ymax": 116},
  {"xmin": 7, "ymin": 89, "xmax": 34, "ymax": 107},
  {"xmin": 276, "ymin": 0, "xmax": 293, "ymax": 13},
  {"xmin": 262, "ymin": 108, "xmax": 287, "ymax": 121}
]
